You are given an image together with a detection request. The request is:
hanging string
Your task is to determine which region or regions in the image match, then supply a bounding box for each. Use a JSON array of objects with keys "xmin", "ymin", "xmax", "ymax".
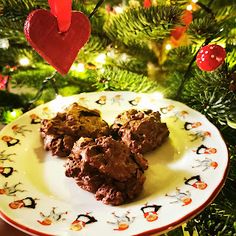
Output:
[
  {"xmin": 175, "ymin": 2, "xmax": 220, "ymax": 99},
  {"xmin": 25, "ymin": 71, "xmax": 58, "ymax": 110},
  {"xmin": 175, "ymin": 27, "xmax": 224, "ymax": 100},
  {"xmin": 175, "ymin": 38, "xmax": 212, "ymax": 100},
  {"xmin": 196, "ymin": 2, "xmax": 214, "ymax": 16},
  {"xmin": 89, "ymin": 0, "xmax": 105, "ymax": 19}
]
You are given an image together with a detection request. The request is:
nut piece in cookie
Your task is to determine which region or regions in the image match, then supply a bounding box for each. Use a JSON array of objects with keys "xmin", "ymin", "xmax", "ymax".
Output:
[
  {"xmin": 40, "ymin": 103, "xmax": 109, "ymax": 157},
  {"xmin": 65, "ymin": 136, "xmax": 148, "ymax": 205},
  {"xmin": 111, "ymin": 109, "xmax": 169, "ymax": 154}
]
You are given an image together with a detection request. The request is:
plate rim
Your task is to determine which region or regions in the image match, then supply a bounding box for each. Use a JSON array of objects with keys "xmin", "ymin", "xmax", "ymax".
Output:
[{"xmin": 0, "ymin": 91, "xmax": 229, "ymax": 236}]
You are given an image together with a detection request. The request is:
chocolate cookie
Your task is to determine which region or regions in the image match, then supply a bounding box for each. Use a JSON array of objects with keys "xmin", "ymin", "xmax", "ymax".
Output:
[
  {"xmin": 40, "ymin": 103, "xmax": 109, "ymax": 157},
  {"xmin": 111, "ymin": 109, "xmax": 169, "ymax": 154},
  {"xmin": 65, "ymin": 136, "xmax": 148, "ymax": 205}
]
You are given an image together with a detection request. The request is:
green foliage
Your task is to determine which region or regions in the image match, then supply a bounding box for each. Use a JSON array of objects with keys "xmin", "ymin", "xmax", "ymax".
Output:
[
  {"xmin": 186, "ymin": 204, "xmax": 236, "ymax": 236},
  {"xmin": 95, "ymin": 66, "xmax": 160, "ymax": 92},
  {"xmin": 104, "ymin": 5, "xmax": 182, "ymax": 45},
  {"xmin": 165, "ymin": 45, "xmax": 198, "ymax": 69},
  {"xmin": 180, "ymin": 69, "xmax": 236, "ymax": 126},
  {"xmin": 1, "ymin": 1, "xmax": 236, "ymax": 235},
  {"xmin": 188, "ymin": 16, "xmax": 220, "ymax": 40}
]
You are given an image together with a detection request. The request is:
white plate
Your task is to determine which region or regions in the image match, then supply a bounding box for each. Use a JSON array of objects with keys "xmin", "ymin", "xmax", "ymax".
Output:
[{"xmin": 0, "ymin": 91, "xmax": 228, "ymax": 236}]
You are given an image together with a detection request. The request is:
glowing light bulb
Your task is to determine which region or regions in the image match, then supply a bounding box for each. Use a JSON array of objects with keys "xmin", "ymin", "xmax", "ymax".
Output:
[
  {"xmin": 19, "ymin": 57, "xmax": 30, "ymax": 66},
  {"xmin": 10, "ymin": 110, "xmax": 17, "ymax": 118},
  {"xmin": 120, "ymin": 53, "xmax": 128, "ymax": 61},
  {"xmin": 71, "ymin": 63, "xmax": 85, "ymax": 72},
  {"xmin": 95, "ymin": 53, "xmax": 106, "ymax": 64},
  {"xmin": 113, "ymin": 6, "xmax": 124, "ymax": 14},
  {"xmin": 77, "ymin": 63, "xmax": 85, "ymax": 72},
  {"xmin": 165, "ymin": 43, "xmax": 172, "ymax": 51},
  {"xmin": 0, "ymin": 38, "xmax": 9, "ymax": 49},
  {"xmin": 186, "ymin": 4, "xmax": 193, "ymax": 11}
]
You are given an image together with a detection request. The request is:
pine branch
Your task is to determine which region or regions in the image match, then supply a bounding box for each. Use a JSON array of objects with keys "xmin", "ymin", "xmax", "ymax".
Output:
[
  {"xmin": 177, "ymin": 68, "xmax": 236, "ymax": 126},
  {"xmin": 81, "ymin": 35, "xmax": 110, "ymax": 55},
  {"xmin": 116, "ymin": 58, "xmax": 148, "ymax": 75},
  {"xmin": 95, "ymin": 66, "xmax": 160, "ymax": 92},
  {"xmin": 165, "ymin": 45, "xmax": 199, "ymax": 69},
  {"xmin": 185, "ymin": 204, "xmax": 236, "ymax": 236},
  {"xmin": 215, "ymin": 5, "xmax": 236, "ymax": 22},
  {"xmin": 111, "ymin": 40, "xmax": 157, "ymax": 63},
  {"xmin": 187, "ymin": 16, "xmax": 220, "ymax": 40},
  {"xmin": 104, "ymin": 5, "xmax": 182, "ymax": 43},
  {"xmin": 0, "ymin": 0, "xmax": 47, "ymax": 20}
]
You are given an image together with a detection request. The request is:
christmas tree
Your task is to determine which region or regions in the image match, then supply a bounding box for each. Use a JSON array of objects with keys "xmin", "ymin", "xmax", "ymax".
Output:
[{"xmin": 0, "ymin": 0, "xmax": 236, "ymax": 235}]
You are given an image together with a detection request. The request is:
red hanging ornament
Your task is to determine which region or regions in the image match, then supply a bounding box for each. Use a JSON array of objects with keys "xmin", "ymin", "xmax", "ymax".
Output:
[
  {"xmin": 24, "ymin": 0, "xmax": 91, "ymax": 75},
  {"xmin": 0, "ymin": 74, "xmax": 8, "ymax": 90},
  {"xmin": 48, "ymin": 0, "xmax": 72, "ymax": 32},
  {"xmin": 196, "ymin": 44, "xmax": 226, "ymax": 71},
  {"xmin": 171, "ymin": 26, "xmax": 187, "ymax": 41},
  {"xmin": 170, "ymin": 10, "xmax": 192, "ymax": 42},
  {"xmin": 144, "ymin": 0, "xmax": 152, "ymax": 8},
  {"xmin": 182, "ymin": 10, "xmax": 193, "ymax": 26}
]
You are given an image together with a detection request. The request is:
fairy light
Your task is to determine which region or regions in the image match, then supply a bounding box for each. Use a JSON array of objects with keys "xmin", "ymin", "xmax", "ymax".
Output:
[
  {"xmin": 113, "ymin": 6, "xmax": 124, "ymax": 14},
  {"xmin": 186, "ymin": 4, "xmax": 193, "ymax": 11},
  {"xmin": 10, "ymin": 110, "xmax": 17, "ymax": 118},
  {"xmin": 0, "ymin": 38, "xmax": 9, "ymax": 49},
  {"xmin": 19, "ymin": 57, "xmax": 30, "ymax": 66},
  {"xmin": 95, "ymin": 53, "xmax": 106, "ymax": 64},
  {"xmin": 165, "ymin": 43, "xmax": 172, "ymax": 51},
  {"xmin": 120, "ymin": 53, "xmax": 128, "ymax": 61},
  {"xmin": 71, "ymin": 63, "xmax": 85, "ymax": 72},
  {"xmin": 77, "ymin": 63, "xmax": 85, "ymax": 72}
]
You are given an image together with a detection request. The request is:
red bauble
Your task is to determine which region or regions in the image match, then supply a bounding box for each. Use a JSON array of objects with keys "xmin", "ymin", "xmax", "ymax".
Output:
[
  {"xmin": 0, "ymin": 74, "xmax": 8, "ymax": 90},
  {"xmin": 170, "ymin": 10, "xmax": 192, "ymax": 41},
  {"xmin": 196, "ymin": 44, "xmax": 226, "ymax": 71},
  {"xmin": 171, "ymin": 26, "xmax": 187, "ymax": 40},
  {"xmin": 182, "ymin": 10, "xmax": 193, "ymax": 26},
  {"xmin": 24, "ymin": 9, "xmax": 91, "ymax": 75},
  {"xmin": 144, "ymin": 0, "xmax": 152, "ymax": 8}
]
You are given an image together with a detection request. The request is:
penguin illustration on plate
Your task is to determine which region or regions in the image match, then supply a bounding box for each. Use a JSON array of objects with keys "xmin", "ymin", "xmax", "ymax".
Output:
[
  {"xmin": 107, "ymin": 211, "xmax": 135, "ymax": 231},
  {"xmin": 70, "ymin": 213, "xmax": 97, "ymax": 231},
  {"xmin": 30, "ymin": 114, "xmax": 41, "ymax": 124},
  {"xmin": 0, "ymin": 166, "xmax": 14, "ymax": 177},
  {"xmin": 128, "ymin": 97, "xmax": 141, "ymax": 106},
  {"xmin": 37, "ymin": 207, "xmax": 68, "ymax": 226},
  {"xmin": 160, "ymin": 105, "xmax": 175, "ymax": 114},
  {"xmin": 195, "ymin": 144, "xmax": 217, "ymax": 155},
  {"xmin": 95, "ymin": 95, "xmax": 107, "ymax": 105},
  {"xmin": 11, "ymin": 124, "xmax": 31, "ymax": 136},
  {"xmin": 140, "ymin": 204, "xmax": 161, "ymax": 222},
  {"xmin": 192, "ymin": 157, "xmax": 218, "ymax": 171},
  {"xmin": 0, "ymin": 182, "xmax": 25, "ymax": 196},
  {"xmin": 166, "ymin": 188, "xmax": 192, "ymax": 206},
  {"xmin": 184, "ymin": 175, "xmax": 208, "ymax": 190},
  {"xmin": 1, "ymin": 136, "xmax": 20, "ymax": 147},
  {"xmin": 184, "ymin": 122, "xmax": 202, "ymax": 130},
  {"xmin": 9, "ymin": 197, "xmax": 38, "ymax": 209},
  {"xmin": 0, "ymin": 150, "xmax": 16, "ymax": 163}
]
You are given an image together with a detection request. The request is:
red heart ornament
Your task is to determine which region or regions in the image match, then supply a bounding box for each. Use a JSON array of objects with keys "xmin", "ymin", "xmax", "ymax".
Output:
[{"xmin": 24, "ymin": 9, "xmax": 91, "ymax": 75}]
